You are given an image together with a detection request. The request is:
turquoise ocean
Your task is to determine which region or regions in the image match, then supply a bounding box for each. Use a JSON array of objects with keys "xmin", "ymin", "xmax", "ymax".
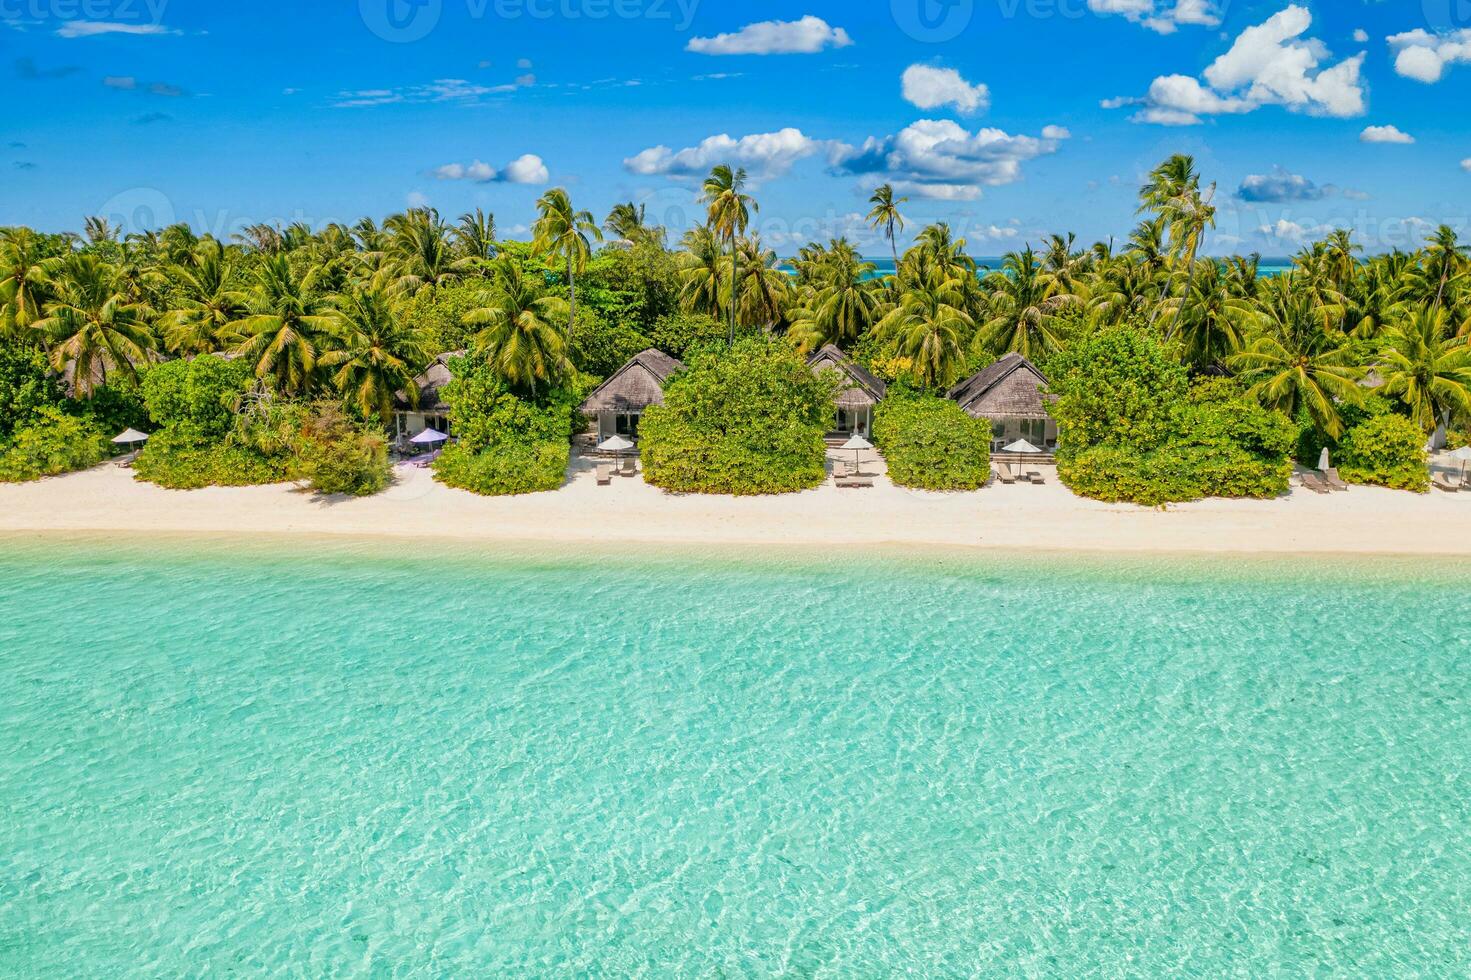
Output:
[{"xmin": 2, "ymin": 534, "xmax": 1469, "ymax": 975}]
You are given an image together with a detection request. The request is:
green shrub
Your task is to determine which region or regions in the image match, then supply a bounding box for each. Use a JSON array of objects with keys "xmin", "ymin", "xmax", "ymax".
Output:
[
  {"xmin": 0, "ymin": 408, "xmax": 110, "ymax": 483},
  {"xmin": 570, "ymin": 318, "xmax": 653, "ymax": 379},
  {"xmin": 291, "ymin": 402, "xmax": 390, "ymax": 496},
  {"xmin": 1337, "ymin": 414, "xmax": 1429, "ymax": 492},
  {"xmin": 141, "ymin": 355, "xmax": 252, "ymax": 440},
  {"xmin": 430, "ymin": 355, "xmax": 573, "ymax": 496},
  {"xmin": 873, "ymin": 396, "xmax": 992, "ymax": 491},
  {"xmin": 1059, "ymin": 442, "xmax": 1292, "ymax": 507},
  {"xmin": 132, "ymin": 429, "xmax": 292, "ymax": 489},
  {"xmin": 649, "ymin": 311, "xmax": 742, "ymax": 358},
  {"xmin": 640, "ymin": 338, "xmax": 834, "ymax": 496},
  {"xmin": 0, "ymin": 341, "xmax": 64, "ymax": 441},
  {"xmin": 1049, "ymin": 327, "xmax": 1189, "ymax": 454}
]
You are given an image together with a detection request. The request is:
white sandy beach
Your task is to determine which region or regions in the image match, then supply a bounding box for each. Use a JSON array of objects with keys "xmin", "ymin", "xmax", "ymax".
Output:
[{"xmin": 3, "ymin": 451, "xmax": 1470, "ymax": 557}]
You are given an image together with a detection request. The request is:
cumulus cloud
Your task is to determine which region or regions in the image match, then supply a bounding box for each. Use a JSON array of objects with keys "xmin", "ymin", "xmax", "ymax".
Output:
[
  {"xmin": 1353, "ymin": 29, "xmax": 1369, "ymax": 44},
  {"xmin": 1387, "ymin": 29, "xmax": 1471, "ymax": 84},
  {"xmin": 624, "ymin": 128, "xmax": 836, "ymax": 178},
  {"xmin": 901, "ymin": 65, "xmax": 989, "ymax": 115},
  {"xmin": 1463, "ymin": 159, "xmax": 1471, "ymax": 173},
  {"xmin": 1107, "ymin": 6, "xmax": 1365, "ymax": 125},
  {"xmin": 433, "ymin": 153, "xmax": 549, "ymax": 184},
  {"xmin": 686, "ymin": 16, "xmax": 852, "ymax": 56},
  {"xmin": 1258, "ymin": 217, "xmax": 1334, "ymax": 244},
  {"xmin": 1088, "ymin": 0, "xmax": 1222, "ymax": 34},
  {"xmin": 831, "ymin": 119, "xmax": 1069, "ymax": 201},
  {"xmin": 333, "ymin": 77, "xmax": 525, "ymax": 108},
  {"xmin": 56, "ymin": 21, "xmax": 177, "ymax": 38},
  {"xmin": 1237, "ymin": 167, "xmax": 1329, "ymax": 203},
  {"xmin": 1360, "ymin": 125, "xmax": 1414, "ymax": 144}
]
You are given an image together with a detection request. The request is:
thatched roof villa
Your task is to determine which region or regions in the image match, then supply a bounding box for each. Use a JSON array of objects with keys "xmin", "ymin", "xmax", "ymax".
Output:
[
  {"xmin": 578, "ymin": 348, "xmax": 684, "ymax": 441},
  {"xmin": 393, "ymin": 350, "xmax": 464, "ymax": 444},
  {"xmin": 807, "ymin": 344, "xmax": 887, "ymax": 438},
  {"xmin": 948, "ymin": 352, "xmax": 1058, "ymax": 453}
]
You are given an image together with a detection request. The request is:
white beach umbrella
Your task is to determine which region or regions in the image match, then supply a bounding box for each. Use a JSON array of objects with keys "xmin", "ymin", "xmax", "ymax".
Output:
[
  {"xmin": 841, "ymin": 434, "xmax": 873, "ymax": 475},
  {"xmin": 112, "ymin": 428, "xmax": 149, "ymax": 450},
  {"xmin": 1003, "ymin": 439, "xmax": 1043, "ymax": 456},
  {"xmin": 1447, "ymin": 445, "xmax": 1471, "ymax": 482},
  {"xmin": 410, "ymin": 428, "xmax": 448, "ymax": 446},
  {"xmin": 598, "ymin": 435, "xmax": 636, "ymax": 453},
  {"xmin": 1318, "ymin": 448, "xmax": 1331, "ymax": 471}
]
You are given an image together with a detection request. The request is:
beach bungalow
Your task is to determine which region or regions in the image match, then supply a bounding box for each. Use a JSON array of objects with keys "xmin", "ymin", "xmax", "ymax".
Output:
[
  {"xmin": 807, "ymin": 344, "xmax": 887, "ymax": 438},
  {"xmin": 947, "ymin": 352, "xmax": 1058, "ymax": 452},
  {"xmin": 578, "ymin": 348, "xmax": 684, "ymax": 442},
  {"xmin": 393, "ymin": 350, "xmax": 463, "ymax": 446}
]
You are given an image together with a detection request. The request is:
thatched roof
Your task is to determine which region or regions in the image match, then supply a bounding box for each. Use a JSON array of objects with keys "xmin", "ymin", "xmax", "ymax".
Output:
[
  {"xmin": 579, "ymin": 349, "xmax": 684, "ymax": 414},
  {"xmin": 807, "ymin": 345, "xmax": 887, "ymax": 410},
  {"xmin": 394, "ymin": 350, "xmax": 465, "ymax": 413},
  {"xmin": 948, "ymin": 352, "xmax": 1052, "ymax": 420}
]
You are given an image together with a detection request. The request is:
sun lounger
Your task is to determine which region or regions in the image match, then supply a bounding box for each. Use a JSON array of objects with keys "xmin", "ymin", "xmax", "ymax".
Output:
[
  {"xmin": 1432, "ymin": 474, "xmax": 1461, "ymax": 493},
  {"xmin": 833, "ymin": 461, "xmax": 849, "ymax": 480},
  {"xmin": 836, "ymin": 477, "xmax": 874, "ymax": 489},
  {"xmin": 1299, "ymin": 472, "xmax": 1331, "ymax": 495},
  {"xmin": 619, "ymin": 457, "xmax": 638, "ymax": 477},
  {"xmin": 1026, "ymin": 470, "xmax": 1046, "ymax": 485},
  {"xmin": 996, "ymin": 463, "xmax": 1017, "ymax": 485},
  {"xmin": 1321, "ymin": 467, "xmax": 1350, "ymax": 492},
  {"xmin": 412, "ymin": 448, "xmax": 442, "ymax": 469},
  {"xmin": 596, "ymin": 465, "xmax": 613, "ymax": 486}
]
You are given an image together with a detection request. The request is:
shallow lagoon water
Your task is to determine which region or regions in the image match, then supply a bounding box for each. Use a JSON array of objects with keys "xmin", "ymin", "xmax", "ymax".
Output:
[{"xmin": 2, "ymin": 535, "xmax": 1469, "ymax": 975}]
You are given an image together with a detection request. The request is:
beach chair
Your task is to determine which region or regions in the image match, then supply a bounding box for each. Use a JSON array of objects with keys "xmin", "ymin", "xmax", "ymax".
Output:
[
  {"xmin": 1299, "ymin": 472, "xmax": 1331, "ymax": 495},
  {"xmin": 596, "ymin": 465, "xmax": 613, "ymax": 486},
  {"xmin": 1432, "ymin": 473, "xmax": 1460, "ymax": 493},
  {"xmin": 1321, "ymin": 467, "xmax": 1350, "ymax": 491},
  {"xmin": 996, "ymin": 463, "xmax": 1017, "ymax": 485},
  {"xmin": 833, "ymin": 461, "xmax": 849, "ymax": 480},
  {"xmin": 836, "ymin": 476, "xmax": 874, "ymax": 489},
  {"xmin": 1026, "ymin": 470, "xmax": 1046, "ymax": 485},
  {"xmin": 620, "ymin": 457, "xmax": 638, "ymax": 478}
]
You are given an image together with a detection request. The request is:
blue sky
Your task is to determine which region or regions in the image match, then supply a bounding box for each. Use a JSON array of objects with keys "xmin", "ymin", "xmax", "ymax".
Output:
[{"xmin": 3, "ymin": 1, "xmax": 1470, "ymax": 255}]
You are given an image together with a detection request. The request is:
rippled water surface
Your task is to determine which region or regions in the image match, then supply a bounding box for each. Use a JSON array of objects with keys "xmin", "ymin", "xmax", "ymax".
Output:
[{"xmin": 2, "ymin": 535, "xmax": 1469, "ymax": 975}]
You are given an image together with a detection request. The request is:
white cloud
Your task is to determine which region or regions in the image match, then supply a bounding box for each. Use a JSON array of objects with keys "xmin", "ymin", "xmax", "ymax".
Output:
[
  {"xmin": 1259, "ymin": 217, "xmax": 1333, "ymax": 244},
  {"xmin": 1108, "ymin": 6, "xmax": 1365, "ymax": 125},
  {"xmin": 1462, "ymin": 159, "xmax": 1471, "ymax": 173},
  {"xmin": 1360, "ymin": 125, "xmax": 1414, "ymax": 144},
  {"xmin": 406, "ymin": 191, "xmax": 431, "ymax": 209},
  {"xmin": 1352, "ymin": 29, "xmax": 1369, "ymax": 44},
  {"xmin": 1237, "ymin": 167, "xmax": 1328, "ymax": 203},
  {"xmin": 433, "ymin": 153, "xmax": 549, "ymax": 184},
  {"xmin": 687, "ymin": 16, "xmax": 852, "ymax": 56},
  {"xmin": 1387, "ymin": 29, "xmax": 1471, "ymax": 84},
  {"xmin": 624, "ymin": 128, "xmax": 835, "ymax": 178},
  {"xmin": 832, "ymin": 119, "xmax": 1069, "ymax": 200},
  {"xmin": 56, "ymin": 20, "xmax": 176, "ymax": 38},
  {"xmin": 1088, "ymin": 0, "xmax": 1221, "ymax": 34},
  {"xmin": 901, "ymin": 65, "xmax": 990, "ymax": 115},
  {"xmin": 1040, "ymin": 125, "xmax": 1071, "ymax": 139},
  {"xmin": 332, "ymin": 76, "xmax": 526, "ymax": 108}
]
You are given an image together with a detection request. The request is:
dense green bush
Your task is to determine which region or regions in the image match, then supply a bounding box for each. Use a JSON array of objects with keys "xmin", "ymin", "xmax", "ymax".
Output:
[
  {"xmin": 291, "ymin": 402, "xmax": 390, "ymax": 496},
  {"xmin": 132, "ymin": 428, "xmax": 292, "ymax": 489},
  {"xmin": 0, "ymin": 408, "xmax": 110, "ymax": 483},
  {"xmin": 1337, "ymin": 414, "xmax": 1429, "ymax": 492},
  {"xmin": 402, "ymin": 281, "xmax": 487, "ymax": 355},
  {"xmin": 648, "ymin": 311, "xmax": 741, "ymax": 358},
  {"xmin": 570, "ymin": 318, "xmax": 653, "ymax": 378},
  {"xmin": 0, "ymin": 342, "xmax": 64, "ymax": 441},
  {"xmin": 431, "ymin": 355, "xmax": 573, "ymax": 496},
  {"xmin": 141, "ymin": 355, "xmax": 252, "ymax": 440},
  {"xmin": 1053, "ymin": 329, "xmax": 1294, "ymax": 505},
  {"xmin": 873, "ymin": 396, "xmax": 992, "ymax": 491},
  {"xmin": 640, "ymin": 338, "xmax": 835, "ymax": 495}
]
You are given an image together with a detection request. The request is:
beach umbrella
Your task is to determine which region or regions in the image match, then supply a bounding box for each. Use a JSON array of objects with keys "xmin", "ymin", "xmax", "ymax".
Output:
[
  {"xmin": 1318, "ymin": 448, "xmax": 1331, "ymax": 471},
  {"xmin": 841, "ymin": 434, "xmax": 873, "ymax": 475},
  {"xmin": 1448, "ymin": 445, "xmax": 1471, "ymax": 483},
  {"xmin": 112, "ymin": 428, "xmax": 149, "ymax": 450},
  {"xmin": 1003, "ymin": 439, "xmax": 1043, "ymax": 457},
  {"xmin": 598, "ymin": 434, "xmax": 636, "ymax": 468},
  {"xmin": 410, "ymin": 427, "xmax": 448, "ymax": 446}
]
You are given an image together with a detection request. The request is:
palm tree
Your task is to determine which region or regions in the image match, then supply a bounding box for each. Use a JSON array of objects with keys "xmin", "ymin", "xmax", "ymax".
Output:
[
  {"xmin": 865, "ymin": 184, "xmax": 908, "ymax": 267},
  {"xmin": 1156, "ymin": 262, "xmax": 1256, "ymax": 372},
  {"xmin": 531, "ymin": 188, "xmax": 601, "ymax": 343},
  {"xmin": 162, "ymin": 239, "xmax": 246, "ymax": 355},
  {"xmin": 1419, "ymin": 224, "xmax": 1470, "ymax": 316},
  {"xmin": 1377, "ymin": 308, "xmax": 1471, "ymax": 433},
  {"xmin": 873, "ymin": 276, "xmax": 973, "ymax": 389},
  {"xmin": 386, "ymin": 207, "xmax": 472, "ymax": 296},
  {"xmin": 83, "ymin": 216, "xmax": 118, "ymax": 245},
  {"xmin": 732, "ymin": 236, "xmax": 790, "ymax": 331},
  {"xmin": 785, "ymin": 239, "xmax": 878, "ymax": 353},
  {"xmin": 1229, "ymin": 282, "xmax": 1364, "ymax": 438},
  {"xmin": 676, "ymin": 226, "xmax": 726, "ymax": 321},
  {"xmin": 701, "ymin": 165, "xmax": 756, "ymax": 345},
  {"xmin": 977, "ymin": 246, "xmax": 1080, "ymax": 359},
  {"xmin": 0, "ymin": 227, "xmax": 59, "ymax": 336},
  {"xmin": 1139, "ymin": 154, "xmax": 1216, "ymax": 337},
  {"xmin": 455, "ymin": 209, "xmax": 497, "ymax": 262},
  {"xmin": 227, "ymin": 255, "xmax": 333, "ymax": 396},
  {"xmin": 465, "ymin": 260, "xmax": 571, "ymax": 397},
  {"xmin": 604, "ymin": 202, "xmax": 663, "ymax": 246},
  {"xmin": 31, "ymin": 253, "xmax": 156, "ymax": 395},
  {"xmin": 318, "ymin": 283, "xmax": 431, "ymax": 420}
]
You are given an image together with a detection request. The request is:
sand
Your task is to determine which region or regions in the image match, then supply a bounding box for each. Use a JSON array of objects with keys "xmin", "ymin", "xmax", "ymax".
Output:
[{"xmin": 3, "ymin": 451, "xmax": 1470, "ymax": 558}]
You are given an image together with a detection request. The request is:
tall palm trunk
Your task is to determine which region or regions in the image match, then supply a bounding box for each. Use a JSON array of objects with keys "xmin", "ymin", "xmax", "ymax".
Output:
[
  {"xmin": 728, "ymin": 230, "xmax": 738, "ymax": 347},
  {"xmin": 1166, "ymin": 251, "xmax": 1198, "ymax": 341},
  {"xmin": 889, "ymin": 223, "xmax": 899, "ymax": 269},
  {"xmin": 568, "ymin": 255, "xmax": 577, "ymax": 343}
]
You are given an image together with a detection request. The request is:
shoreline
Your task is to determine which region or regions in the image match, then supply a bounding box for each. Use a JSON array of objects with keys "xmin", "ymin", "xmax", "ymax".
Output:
[{"xmin": 3, "ymin": 455, "xmax": 1471, "ymax": 561}]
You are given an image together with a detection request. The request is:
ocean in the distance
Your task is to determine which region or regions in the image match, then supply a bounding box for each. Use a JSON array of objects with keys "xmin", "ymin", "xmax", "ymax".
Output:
[
  {"xmin": 852, "ymin": 257, "xmax": 1295, "ymax": 280},
  {"xmin": 2, "ymin": 535, "xmax": 1469, "ymax": 975}
]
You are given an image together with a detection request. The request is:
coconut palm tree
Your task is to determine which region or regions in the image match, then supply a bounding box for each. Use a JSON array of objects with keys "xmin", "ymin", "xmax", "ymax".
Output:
[
  {"xmin": 977, "ymin": 247, "xmax": 1080, "ymax": 360},
  {"xmin": 865, "ymin": 184, "xmax": 907, "ymax": 267},
  {"xmin": 31, "ymin": 253, "xmax": 156, "ymax": 395},
  {"xmin": 1229, "ymin": 282, "xmax": 1364, "ymax": 438},
  {"xmin": 701, "ymin": 165, "xmax": 756, "ymax": 345},
  {"xmin": 1376, "ymin": 308, "xmax": 1471, "ymax": 433},
  {"xmin": 1156, "ymin": 262, "xmax": 1256, "ymax": 372},
  {"xmin": 465, "ymin": 260, "xmax": 570, "ymax": 397},
  {"xmin": 1418, "ymin": 224, "xmax": 1470, "ymax": 314},
  {"xmin": 1139, "ymin": 154, "xmax": 1216, "ymax": 337},
  {"xmin": 785, "ymin": 239, "xmax": 878, "ymax": 353},
  {"xmin": 0, "ymin": 227, "xmax": 59, "ymax": 336},
  {"xmin": 162, "ymin": 239, "xmax": 246, "ymax": 355},
  {"xmin": 733, "ymin": 236, "xmax": 790, "ymax": 331},
  {"xmin": 604, "ymin": 202, "xmax": 662, "ymax": 246},
  {"xmin": 227, "ymin": 255, "xmax": 333, "ymax": 396},
  {"xmin": 676, "ymin": 226, "xmax": 726, "ymax": 321},
  {"xmin": 873, "ymin": 276, "xmax": 973, "ymax": 389},
  {"xmin": 455, "ymin": 209, "xmax": 497, "ymax": 262},
  {"xmin": 318, "ymin": 283, "xmax": 431, "ymax": 420},
  {"xmin": 386, "ymin": 207, "xmax": 472, "ymax": 297},
  {"xmin": 531, "ymin": 188, "xmax": 601, "ymax": 343}
]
